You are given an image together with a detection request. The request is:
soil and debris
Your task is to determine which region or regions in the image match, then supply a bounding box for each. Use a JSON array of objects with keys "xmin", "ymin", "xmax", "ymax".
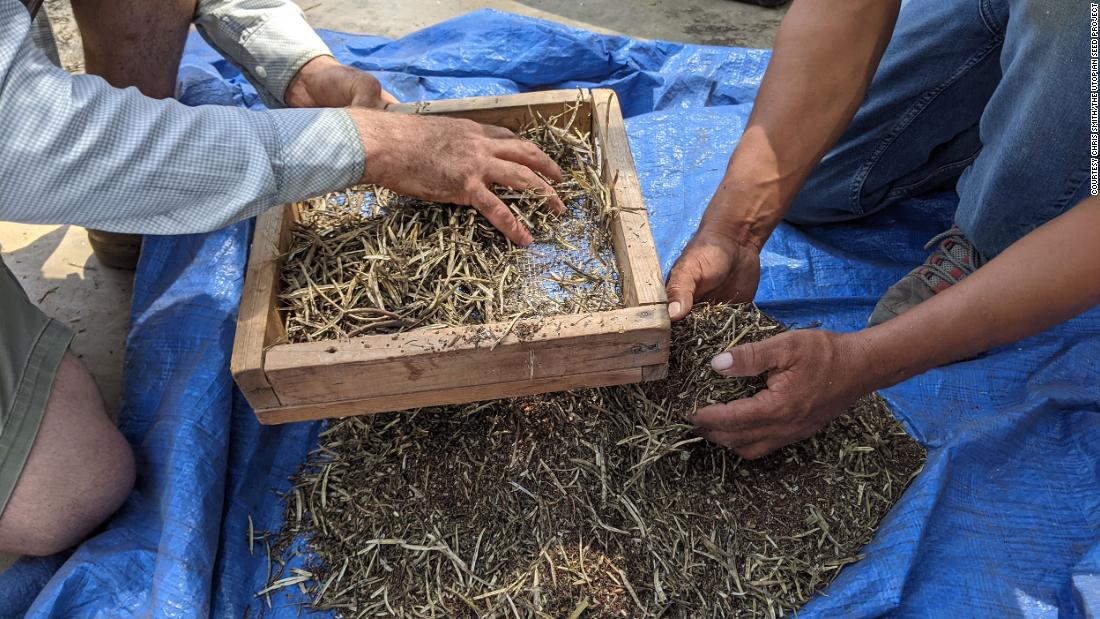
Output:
[
  {"xmin": 255, "ymin": 303, "xmax": 925, "ymax": 618},
  {"xmin": 279, "ymin": 103, "xmax": 622, "ymax": 343}
]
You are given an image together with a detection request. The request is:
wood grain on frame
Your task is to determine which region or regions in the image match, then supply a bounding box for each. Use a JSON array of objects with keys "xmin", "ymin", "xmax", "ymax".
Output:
[
  {"xmin": 254, "ymin": 367, "xmax": 645, "ymax": 425},
  {"xmin": 590, "ymin": 89, "xmax": 666, "ymax": 307},
  {"xmin": 229, "ymin": 202, "xmax": 295, "ymax": 410},
  {"xmin": 388, "ymin": 90, "xmax": 595, "ymax": 133},
  {"xmin": 263, "ymin": 307, "xmax": 668, "ymax": 406}
]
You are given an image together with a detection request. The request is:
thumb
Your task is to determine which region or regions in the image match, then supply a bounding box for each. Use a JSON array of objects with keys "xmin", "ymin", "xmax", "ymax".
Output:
[
  {"xmin": 710, "ymin": 338, "xmax": 783, "ymax": 377},
  {"xmin": 665, "ymin": 264, "xmax": 698, "ymax": 322}
]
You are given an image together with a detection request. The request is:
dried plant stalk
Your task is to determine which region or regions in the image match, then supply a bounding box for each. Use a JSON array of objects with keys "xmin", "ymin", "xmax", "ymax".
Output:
[
  {"xmin": 257, "ymin": 303, "xmax": 926, "ymax": 618},
  {"xmin": 278, "ymin": 102, "xmax": 622, "ymax": 343}
]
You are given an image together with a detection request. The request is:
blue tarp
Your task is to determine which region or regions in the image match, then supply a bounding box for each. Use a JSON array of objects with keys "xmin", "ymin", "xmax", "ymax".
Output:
[{"xmin": 2, "ymin": 10, "xmax": 1098, "ymax": 618}]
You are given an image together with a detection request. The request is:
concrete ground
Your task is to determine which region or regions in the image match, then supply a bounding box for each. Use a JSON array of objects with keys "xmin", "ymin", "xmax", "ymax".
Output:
[
  {"xmin": 0, "ymin": 0, "xmax": 783, "ymax": 573},
  {"xmin": 302, "ymin": 0, "xmax": 786, "ymax": 47}
]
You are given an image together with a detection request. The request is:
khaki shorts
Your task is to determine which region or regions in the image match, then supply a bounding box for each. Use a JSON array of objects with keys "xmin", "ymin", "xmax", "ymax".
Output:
[{"xmin": 0, "ymin": 256, "xmax": 72, "ymax": 516}]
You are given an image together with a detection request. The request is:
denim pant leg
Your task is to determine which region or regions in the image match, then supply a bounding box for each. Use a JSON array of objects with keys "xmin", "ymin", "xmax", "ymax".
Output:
[
  {"xmin": 954, "ymin": 0, "xmax": 1093, "ymax": 258},
  {"xmin": 787, "ymin": 0, "xmax": 1005, "ymax": 225}
]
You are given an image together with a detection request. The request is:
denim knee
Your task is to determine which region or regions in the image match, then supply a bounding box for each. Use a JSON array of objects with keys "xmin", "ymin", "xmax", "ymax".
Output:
[
  {"xmin": 1013, "ymin": 0, "xmax": 1079, "ymax": 37},
  {"xmin": 786, "ymin": 173, "xmax": 865, "ymax": 226}
]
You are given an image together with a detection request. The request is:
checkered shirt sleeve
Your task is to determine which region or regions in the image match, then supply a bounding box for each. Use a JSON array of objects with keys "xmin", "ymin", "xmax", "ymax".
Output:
[
  {"xmin": 195, "ymin": 0, "xmax": 333, "ymax": 107},
  {"xmin": 0, "ymin": 0, "xmax": 364, "ymax": 235}
]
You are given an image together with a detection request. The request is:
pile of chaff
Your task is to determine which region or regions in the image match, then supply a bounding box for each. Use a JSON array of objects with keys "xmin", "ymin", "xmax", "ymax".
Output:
[
  {"xmin": 257, "ymin": 303, "xmax": 926, "ymax": 618},
  {"xmin": 278, "ymin": 102, "xmax": 621, "ymax": 343}
]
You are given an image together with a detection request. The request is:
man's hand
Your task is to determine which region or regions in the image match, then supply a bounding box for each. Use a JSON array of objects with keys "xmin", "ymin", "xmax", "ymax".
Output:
[
  {"xmin": 347, "ymin": 109, "xmax": 565, "ymax": 246},
  {"xmin": 666, "ymin": 224, "xmax": 762, "ymax": 321},
  {"xmin": 285, "ymin": 55, "xmax": 398, "ymax": 110},
  {"xmin": 666, "ymin": 0, "xmax": 902, "ymax": 322},
  {"xmin": 689, "ymin": 198, "xmax": 1100, "ymax": 462},
  {"xmin": 691, "ymin": 329, "xmax": 871, "ymax": 459}
]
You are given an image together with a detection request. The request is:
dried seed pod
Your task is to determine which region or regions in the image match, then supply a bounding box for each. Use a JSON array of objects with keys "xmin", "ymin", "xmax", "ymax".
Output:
[
  {"xmin": 258, "ymin": 303, "xmax": 925, "ymax": 618},
  {"xmin": 278, "ymin": 101, "xmax": 622, "ymax": 343}
]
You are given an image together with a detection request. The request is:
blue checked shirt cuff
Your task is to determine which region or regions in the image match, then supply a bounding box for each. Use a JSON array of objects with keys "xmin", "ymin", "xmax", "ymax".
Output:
[
  {"xmin": 261, "ymin": 107, "xmax": 365, "ymax": 207},
  {"xmin": 194, "ymin": 0, "xmax": 332, "ymax": 108}
]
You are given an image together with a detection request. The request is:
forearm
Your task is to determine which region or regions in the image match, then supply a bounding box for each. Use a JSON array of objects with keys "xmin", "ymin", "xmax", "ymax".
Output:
[
  {"xmin": 710, "ymin": 0, "xmax": 899, "ymax": 247},
  {"xmin": 193, "ymin": 0, "xmax": 332, "ymax": 107},
  {"xmin": 856, "ymin": 198, "xmax": 1100, "ymax": 389}
]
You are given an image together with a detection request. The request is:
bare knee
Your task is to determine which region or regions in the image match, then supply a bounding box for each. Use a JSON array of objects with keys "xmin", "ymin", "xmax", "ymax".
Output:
[
  {"xmin": 70, "ymin": 0, "xmax": 197, "ymax": 98},
  {"xmin": 0, "ymin": 354, "xmax": 135, "ymax": 556}
]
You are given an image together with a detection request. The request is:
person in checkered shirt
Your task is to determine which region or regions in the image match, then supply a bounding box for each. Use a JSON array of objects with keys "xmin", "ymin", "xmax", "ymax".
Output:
[{"xmin": 0, "ymin": 0, "xmax": 563, "ymax": 556}]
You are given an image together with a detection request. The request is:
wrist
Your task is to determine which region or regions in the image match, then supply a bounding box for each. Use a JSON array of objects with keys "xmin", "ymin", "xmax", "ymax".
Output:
[
  {"xmin": 346, "ymin": 107, "xmax": 393, "ymax": 184},
  {"xmin": 700, "ymin": 180, "xmax": 782, "ymax": 251},
  {"xmin": 703, "ymin": 165, "xmax": 793, "ymax": 252},
  {"xmin": 705, "ymin": 127, "xmax": 817, "ymax": 249},
  {"xmin": 841, "ymin": 324, "xmax": 924, "ymax": 393},
  {"xmin": 285, "ymin": 54, "xmax": 339, "ymax": 107},
  {"xmin": 836, "ymin": 331, "xmax": 892, "ymax": 393}
]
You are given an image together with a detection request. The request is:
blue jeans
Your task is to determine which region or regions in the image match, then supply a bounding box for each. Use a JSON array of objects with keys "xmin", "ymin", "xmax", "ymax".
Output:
[{"xmin": 787, "ymin": 0, "xmax": 1092, "ymax": 259}]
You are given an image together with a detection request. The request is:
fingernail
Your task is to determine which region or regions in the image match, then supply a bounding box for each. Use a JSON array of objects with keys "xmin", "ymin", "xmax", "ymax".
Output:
[
  {"xmin": 668, "ymin": 301, "xmax": 681, "ymax": 317},
  {"xmin": 711, "ymin": 352, "xmax": 733, "ymax": 371}
]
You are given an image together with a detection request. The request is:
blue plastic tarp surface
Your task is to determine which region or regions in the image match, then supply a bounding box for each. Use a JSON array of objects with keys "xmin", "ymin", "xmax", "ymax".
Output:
[{"xmin": 2, "ymin": 10, "xmax": 1098, "ymax": 618}]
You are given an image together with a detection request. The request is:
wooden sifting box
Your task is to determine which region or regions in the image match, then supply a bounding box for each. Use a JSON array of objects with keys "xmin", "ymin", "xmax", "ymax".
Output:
[{"xmin": 231, "ymin": 89, "xmax": 669, "ymax": 424}]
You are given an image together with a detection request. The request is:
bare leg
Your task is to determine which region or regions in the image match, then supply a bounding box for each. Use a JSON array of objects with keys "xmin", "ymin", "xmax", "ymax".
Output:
[
  {"xmin": 0, "ymin": 354, "xmax": 135, "ymax": 556},
  {"xmin": 70, "ymin": 0, "xmax": 199, "ymax": 268},
  {"xmin": 70, "ymin": 0, "xmax": 197, "ymax": 98}
]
